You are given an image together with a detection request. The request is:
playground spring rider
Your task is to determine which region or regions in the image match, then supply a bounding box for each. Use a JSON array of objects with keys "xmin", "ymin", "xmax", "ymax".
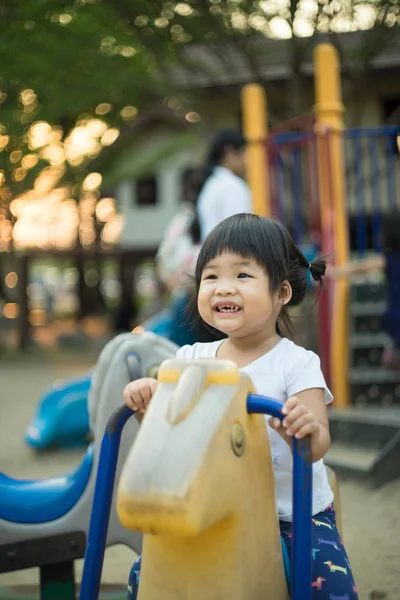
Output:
[{"xmin": 78, "ymin": 359, "xmax": 313, "ymax": 600}]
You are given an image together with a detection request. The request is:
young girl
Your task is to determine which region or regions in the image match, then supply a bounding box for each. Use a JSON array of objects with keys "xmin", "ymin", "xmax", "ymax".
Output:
[{"xmin": 123, "ymin": 213, "xmax": 358, "ymax": 600}]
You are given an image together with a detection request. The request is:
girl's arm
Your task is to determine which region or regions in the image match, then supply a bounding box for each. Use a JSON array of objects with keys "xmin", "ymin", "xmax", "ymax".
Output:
[{"xmin": 269, "ymin": 388, "xmax": 330, "ymax": 462}]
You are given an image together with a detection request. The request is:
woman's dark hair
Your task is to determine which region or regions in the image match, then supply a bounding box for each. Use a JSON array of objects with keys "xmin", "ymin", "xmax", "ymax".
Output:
[
  {"xmin": 382, "ymin": 209, "xmax": 400, "ymax": 251},
  {"xmin": 193, "ymin": 213, "xmax": 326, "ymax": 337},
  {"xmin": 181, "ymin": 167, "xmax": 205, "ymax": 243},
  {"xmin": 205, "ymin": 129, "xmax": 246, "ymax": 174}
]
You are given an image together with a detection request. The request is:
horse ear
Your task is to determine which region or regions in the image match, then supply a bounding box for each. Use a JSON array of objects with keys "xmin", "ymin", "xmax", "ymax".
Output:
[{"xmin": 166, "ymin": 365, "xmax": 208, "ymax": 426}]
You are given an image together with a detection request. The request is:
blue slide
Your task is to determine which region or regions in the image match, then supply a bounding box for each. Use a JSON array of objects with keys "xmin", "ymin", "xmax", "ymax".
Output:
[{"xmin": 25, "ymin": 373, "xmax": 92, "ymax": 449}]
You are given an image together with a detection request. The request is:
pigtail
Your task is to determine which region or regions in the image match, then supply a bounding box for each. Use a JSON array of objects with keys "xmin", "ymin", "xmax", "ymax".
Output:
[
  {"xmin": 308, "ymin": 258, "xmax": 327, "ymax": 285},
  {"xmin": 295, "ymin": 245, "xmax": 327, "ymax": 285}
]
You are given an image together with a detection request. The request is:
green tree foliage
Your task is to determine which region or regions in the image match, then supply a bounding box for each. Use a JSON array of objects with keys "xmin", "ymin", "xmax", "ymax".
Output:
[{"xmin": 0, "ymin": 0, "xmax": 398, "ymax": 211}]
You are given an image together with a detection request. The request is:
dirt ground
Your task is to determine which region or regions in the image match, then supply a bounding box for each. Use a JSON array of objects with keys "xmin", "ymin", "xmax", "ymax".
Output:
[{"xmin": 0, "ymin": 352, "xmax": 399, "ymax": 599}]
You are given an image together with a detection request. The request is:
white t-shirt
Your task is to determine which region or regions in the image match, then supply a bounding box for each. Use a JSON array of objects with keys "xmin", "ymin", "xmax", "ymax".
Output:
[
  {"xmin": 176, "ymin": 337, "xmax": 334, "ymax": 522},
  {"xmin": 197, "ymin": 166, "xmax": 252, "ymax": 240}
]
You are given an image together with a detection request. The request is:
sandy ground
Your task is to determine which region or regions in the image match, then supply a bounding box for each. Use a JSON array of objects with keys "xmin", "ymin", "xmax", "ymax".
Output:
[{"xmin": 0, "ymin": 353, "xmax": 399, "ymax": 599}]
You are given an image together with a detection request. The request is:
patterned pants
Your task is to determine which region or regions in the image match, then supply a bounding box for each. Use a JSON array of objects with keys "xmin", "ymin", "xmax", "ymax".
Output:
[
  {"xmin": 281, "ymin": 506, "xmax": 358, "ymax": 599},
  {"xmin": 127, "ymin": 507, "xmax": 357, "ymax": 600},
  {"xmin": 127, "ymin": 555, "xmax": 141, "ymax": 600}
]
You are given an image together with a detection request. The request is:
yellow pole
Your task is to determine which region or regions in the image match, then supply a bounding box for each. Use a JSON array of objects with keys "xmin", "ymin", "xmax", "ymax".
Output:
[
  {"xmin": 314, "ymin": 43, "xmax": 350, "ymax": 408},
  {"xmin": 241, "ymin": 84, "xmax": 270, "ymax": 217}
]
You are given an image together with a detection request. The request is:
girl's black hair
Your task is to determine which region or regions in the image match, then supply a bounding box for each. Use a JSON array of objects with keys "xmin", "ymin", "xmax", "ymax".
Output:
[{"xmin": 194, "ymin": 213, "xmax": 326, "ymax": 337}]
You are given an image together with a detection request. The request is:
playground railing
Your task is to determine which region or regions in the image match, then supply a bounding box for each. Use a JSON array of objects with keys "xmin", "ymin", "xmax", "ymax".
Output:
[{"xmin": 344, "ymin": 125, "xmax": 400, "ymax": 255}]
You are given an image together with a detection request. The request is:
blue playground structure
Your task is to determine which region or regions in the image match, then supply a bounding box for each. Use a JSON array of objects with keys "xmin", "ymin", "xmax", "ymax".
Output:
[
  {"xmin": 0, "ymin": 332, "xmax": 178, "ymax": 600},
  {"xmin": 24, "ymin": 295, "xmax": 191, "ymax": 451},
  {"xmin": 78, "ymin": 396, "xmax": 313, "ymax": 600}
]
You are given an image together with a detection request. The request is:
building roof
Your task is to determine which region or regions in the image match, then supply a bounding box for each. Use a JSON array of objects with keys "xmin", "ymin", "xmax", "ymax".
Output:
[
  {"xmin": 170, "ymin": 29, "xmax": 400, "ymax": 89},
  {"xmin": 92, "ymin": 105, "xmax": 199, "ymax": 188}
]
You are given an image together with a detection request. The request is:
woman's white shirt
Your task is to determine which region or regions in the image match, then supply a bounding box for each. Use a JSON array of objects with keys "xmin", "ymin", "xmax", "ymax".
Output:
[{"xmin": 197, "ymin": 167, "xmax": 252, "ymax": 241}]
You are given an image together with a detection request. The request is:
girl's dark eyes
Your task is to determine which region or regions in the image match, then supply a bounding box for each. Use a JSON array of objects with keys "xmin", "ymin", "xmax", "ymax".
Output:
[{"xmin": 202, "ymin": 273, "xmax": 252, "ymax": 280}]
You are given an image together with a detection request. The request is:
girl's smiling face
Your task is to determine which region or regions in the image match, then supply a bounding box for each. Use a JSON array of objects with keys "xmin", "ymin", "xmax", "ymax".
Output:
[{"xmin": 198, "ymin": 251, "xmax": 289, "ymax": 339}]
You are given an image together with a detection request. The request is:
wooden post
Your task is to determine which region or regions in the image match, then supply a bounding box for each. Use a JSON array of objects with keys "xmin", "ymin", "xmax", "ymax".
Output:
[
  {"xmin": 314, "ymin": 44, "xmax": 350, "ymax": 407},
  {"xmin": 241, "ymin": 84, "xmax": 270, "ymax": 217},
  {"xmin": 76, "ymin": 252, "xmax": 85, "ymax": 322},
  {"xmin": 18, "ymin": 254, "xmax": 29, "ymax": 350}
]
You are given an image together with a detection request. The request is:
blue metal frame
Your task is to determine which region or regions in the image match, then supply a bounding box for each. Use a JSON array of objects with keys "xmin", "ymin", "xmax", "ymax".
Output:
[
  {"xmin": 79, "ymin": 396, "xmax": 312, "ymax": 600},
  {"xmin": 345, "ymin": 125, "xmax": 399, "ymax": 137},
  {"xmin": 247, "ymin": 395, "xmax": 312, "ymax": 600},
  {"xmin": 368, "ymin": 136, "xmax": 382, "ymax": 253},
  {"xmin": 344, "ymin": 125, "xmax": 400, "ymax": 255},
  {"xmin": 353, "ymin": 136, "xmax": 368, "ymax": 255},
  {"xmin": 276, "ymin": 152, "xmax": 287, "ymax": 224},
  {"xmin": 269, "ymin": 125, "xmax": 400, "ymax": 257},
  {"xmin": 385, "ymin": 134, "xmax": 397, "ymax": 208},
  {"xmin": 79, "ymin": 405, "xmax": 134, "ymax": 600},
  {"xmin": 291, "ymin": 147, "xmax": 304, "ymax": 245}
]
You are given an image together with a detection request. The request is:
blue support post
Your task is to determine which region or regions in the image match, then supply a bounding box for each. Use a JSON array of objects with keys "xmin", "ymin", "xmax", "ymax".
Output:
[
  {"xmin": 386, "ymin": 135, "xmax": 397, "ymax": 208},
  {"xmin": 369, "ymin": 136, "xmax": 381, "ymax": 253},
  {"xmin": 277, "ymin": 152, "xmax": 287, "ymax": 224},
  {"xmin": 247, "ymin": 394, "xmax": 313, "ymax": 600},
  {"xmin": 291, "ymin": 148, "xmax": 304, "ymax": 245},
  {"xmin": 353, "ymin": 135, "xmax": 368, "ymax": 256},
  {"xmin": 271, "ymin": 149, "xmax": 283, "ymax": 223},
  {"xmin": 79, "ymin": 405, "xmax": 134, "ymax": 600},
  {"xmin": 344, "ymin": 133, "xmax": 351, "ymax": 241}
]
